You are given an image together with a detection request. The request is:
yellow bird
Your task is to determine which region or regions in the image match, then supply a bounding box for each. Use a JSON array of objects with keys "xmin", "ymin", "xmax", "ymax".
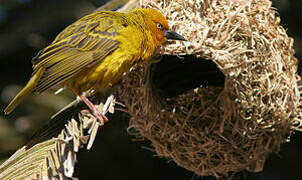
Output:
[{"xmin": 4, "ymin": 9, "xmax": 186, "ymax": 125}]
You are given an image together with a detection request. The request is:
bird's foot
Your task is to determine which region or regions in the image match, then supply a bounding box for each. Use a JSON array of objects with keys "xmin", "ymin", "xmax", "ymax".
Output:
[
  {"xmin": 92, "ymin": 109, "xmax": 109, "ymax": 126},
  {"xmin": 77, "ymin": 93, "xmax": 109, "ymax": 126}
]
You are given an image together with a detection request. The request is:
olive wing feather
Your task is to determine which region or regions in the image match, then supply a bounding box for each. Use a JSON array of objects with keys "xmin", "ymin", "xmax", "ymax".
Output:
[{"xmin": 31, "ymin": 12, "xmax": 124, "ymax": 93}]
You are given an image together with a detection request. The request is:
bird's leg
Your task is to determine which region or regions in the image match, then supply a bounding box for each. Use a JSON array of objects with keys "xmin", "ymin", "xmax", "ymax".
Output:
[{"xmin": 77, "ymin": 93, "xmax": 109, "ymax": 126}]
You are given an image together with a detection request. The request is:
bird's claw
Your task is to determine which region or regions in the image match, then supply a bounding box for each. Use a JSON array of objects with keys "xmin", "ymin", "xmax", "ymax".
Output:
[{"xmin": 93, "ymin": 112, "xmax": 109, "ymax": 126}]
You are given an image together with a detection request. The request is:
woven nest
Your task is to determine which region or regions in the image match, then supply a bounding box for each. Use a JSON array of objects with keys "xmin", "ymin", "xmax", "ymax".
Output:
[{"xmin": 114, "ymin": 0, "xmax": 302, "ymax": 178}]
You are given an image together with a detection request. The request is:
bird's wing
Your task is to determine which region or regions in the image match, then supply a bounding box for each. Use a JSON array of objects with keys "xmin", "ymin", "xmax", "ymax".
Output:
[{"xmin": 32, "ymin": 12, "xmax": 125, "ymax": 93}]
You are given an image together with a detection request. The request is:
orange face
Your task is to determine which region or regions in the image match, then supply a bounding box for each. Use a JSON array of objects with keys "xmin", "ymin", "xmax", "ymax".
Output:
[
  {"xmin": 146, "ymin": 9, "xmax": 170, "ymax": 45},
  {"xmin": 144, "ymin": 9, "xmax": 186, "ymax": 46}
]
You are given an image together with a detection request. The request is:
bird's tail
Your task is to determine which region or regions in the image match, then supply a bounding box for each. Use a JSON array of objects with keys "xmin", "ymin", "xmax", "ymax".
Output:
[{"xmin": 4, "ymin": 67, "xmax": 45, "ymax": 115}]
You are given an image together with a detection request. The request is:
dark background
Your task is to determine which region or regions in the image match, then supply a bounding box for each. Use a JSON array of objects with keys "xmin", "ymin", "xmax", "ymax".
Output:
[{"xmin": 0, "ymin": 0, "xmax": 302, "ymax": 179}]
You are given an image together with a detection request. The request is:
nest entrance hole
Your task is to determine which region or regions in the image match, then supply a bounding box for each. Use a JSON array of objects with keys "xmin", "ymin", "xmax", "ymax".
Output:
[{"xmin": 149, "ymin": 55, "xmax": 225, "ymax": 98}]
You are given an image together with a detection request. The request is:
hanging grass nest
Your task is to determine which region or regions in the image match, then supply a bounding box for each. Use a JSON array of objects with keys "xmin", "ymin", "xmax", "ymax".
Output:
[{"xmin": 114, "ymin": 0, "xmax": 302, "ymax": 178}]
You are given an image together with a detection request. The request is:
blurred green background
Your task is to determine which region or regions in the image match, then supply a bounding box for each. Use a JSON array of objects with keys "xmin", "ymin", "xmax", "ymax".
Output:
[{"xmin": 0, "ymin": 0, "xmax": 302, "ymax": 179}]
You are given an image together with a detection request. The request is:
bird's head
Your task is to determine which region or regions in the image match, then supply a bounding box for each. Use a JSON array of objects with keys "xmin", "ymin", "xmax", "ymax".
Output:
[{"xmin": 132, "ymin": 9, "xmax": 186, "ymax": 47}]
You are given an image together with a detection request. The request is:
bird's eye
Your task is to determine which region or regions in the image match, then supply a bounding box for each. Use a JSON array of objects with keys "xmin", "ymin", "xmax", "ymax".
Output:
[{"xmin": 157, "ymin": 23, "xmax": 164, "ymax": 30}]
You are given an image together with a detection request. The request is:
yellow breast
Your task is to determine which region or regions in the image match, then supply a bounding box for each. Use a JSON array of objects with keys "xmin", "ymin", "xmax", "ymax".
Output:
[{"xmin": 70, "ymin": 50, "xmax": 130, "ymax": 92}]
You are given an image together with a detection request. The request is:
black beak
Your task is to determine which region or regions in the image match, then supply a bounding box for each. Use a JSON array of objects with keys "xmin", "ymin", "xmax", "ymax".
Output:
[{"xmin": 164, "ymin": 30, "xmax": 187, "ymax": 41}]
